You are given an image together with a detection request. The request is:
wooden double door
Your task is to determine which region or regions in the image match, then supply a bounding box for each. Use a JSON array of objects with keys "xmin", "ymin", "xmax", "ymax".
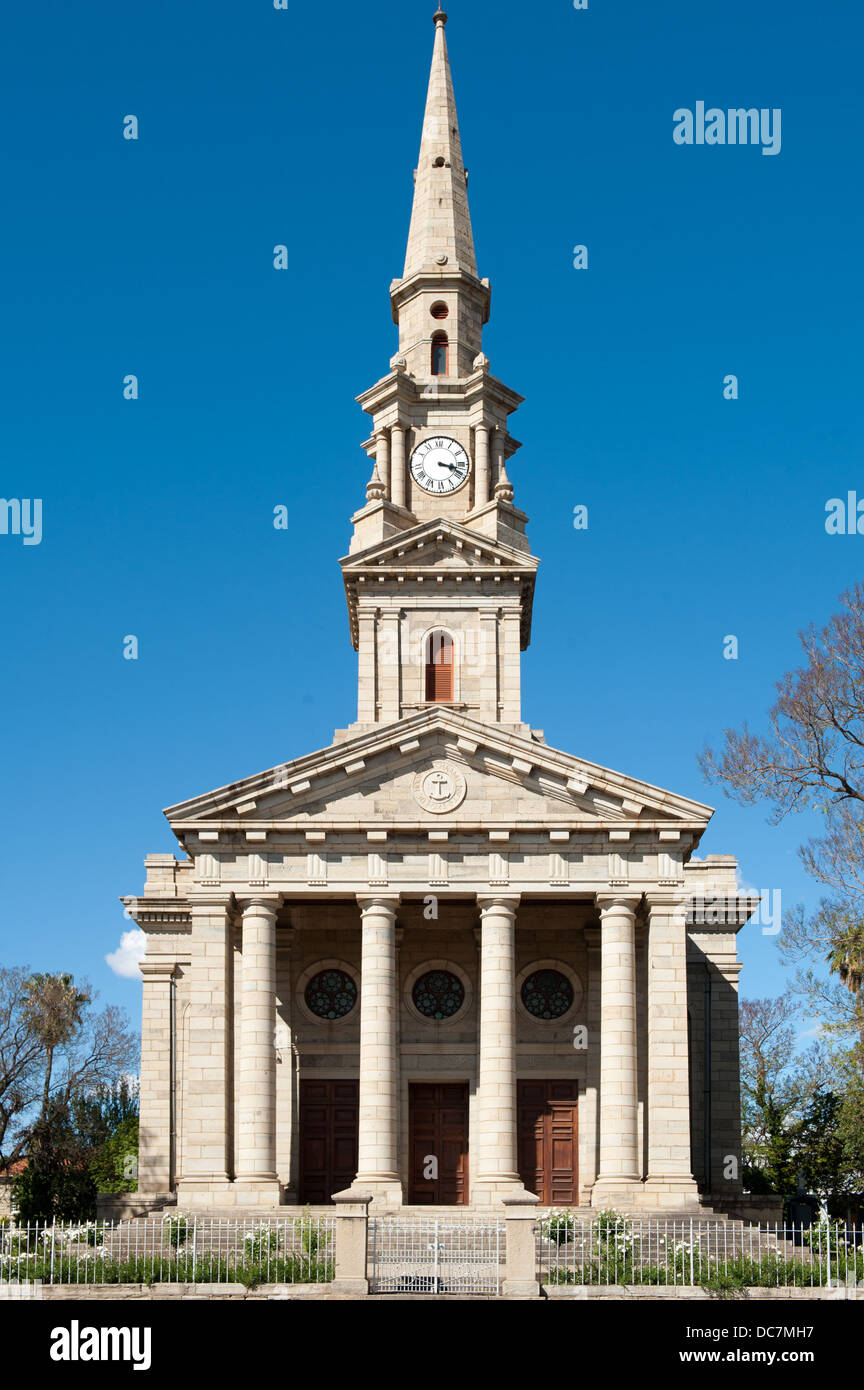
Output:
[
  {"xmin": 297, "ymin": 1077, "xmax": 578, "ymax": 1206},
  {"xmin": 517, "ymin": 1080, "xmax": 580, "ymax": 1206},
  {"xmin": 298, "ymin": 1080, "xmax": 358, "ymax": 1205},
  {"xmin": 409, "ymin": 1083, "xmax": 469, "ymax": 1205}
]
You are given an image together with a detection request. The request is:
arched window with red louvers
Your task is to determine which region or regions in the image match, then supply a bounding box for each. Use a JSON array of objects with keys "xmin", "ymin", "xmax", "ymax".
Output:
[{"xmin": 425, "ymin": 630, "xmax": 454, "ymax": 702}]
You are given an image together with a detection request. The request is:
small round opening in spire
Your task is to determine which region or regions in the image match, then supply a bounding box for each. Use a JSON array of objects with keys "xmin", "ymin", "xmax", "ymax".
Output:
[{"xmin": 430, "ymin": 301, "xmax": 449, "ymax": 320}]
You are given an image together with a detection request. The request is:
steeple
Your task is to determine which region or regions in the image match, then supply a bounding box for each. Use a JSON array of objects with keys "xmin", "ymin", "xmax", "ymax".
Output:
[
  {"xmin": 339, "ymin": 9, "xmax": 537, "ymax": 739},
  {"xmin": 403, "ymin": 9, "xmax": 478, "ymax": 280}
]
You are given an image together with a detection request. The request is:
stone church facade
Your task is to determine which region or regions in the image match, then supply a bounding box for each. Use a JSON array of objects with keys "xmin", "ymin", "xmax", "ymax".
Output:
[{"xmin": 124, "ymin": 10, "xmax": 753, "ymax": 1214}]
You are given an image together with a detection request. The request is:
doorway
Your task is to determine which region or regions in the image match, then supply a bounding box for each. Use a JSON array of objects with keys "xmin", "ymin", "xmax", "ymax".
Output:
[
  {"xmin": 517, "ymin": 1079, "xmax": 579, "ymax": 1206},
  {"xmin": 409, "ymin": 1082, "xmax": 469, "ymax": 1204},
  {"xmin": 298, "ymin": 1079, "xmax": 359, "ymax": 1204}
]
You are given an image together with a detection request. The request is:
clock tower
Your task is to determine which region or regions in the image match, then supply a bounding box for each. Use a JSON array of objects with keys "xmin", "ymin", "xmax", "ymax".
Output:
[{"xmin": 340, "ymin": 8, "xmax": 539, "ymax": 736}]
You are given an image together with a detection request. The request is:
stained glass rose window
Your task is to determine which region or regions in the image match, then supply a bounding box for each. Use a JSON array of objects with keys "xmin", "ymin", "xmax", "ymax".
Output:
[
  {"xmin": 412, "ymin": 969, "xmax": 465, "ymax": 1020},
  {"xmin": 521, "ymin": 969, "xmax": 574, "ymax": 1020},
  {"xmin": 304, "ymin": 969, "xmax": 357, "ymax": 1020}
]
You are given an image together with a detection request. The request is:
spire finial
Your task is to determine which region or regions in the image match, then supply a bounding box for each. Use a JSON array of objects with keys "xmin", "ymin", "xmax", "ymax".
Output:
[
  {"xmin": 495, "ymin": 460, "xmax": 514, "ymax": 503},
  {"xmin": 366, "ymin": 461, "xmax": 386, "ymax": 502},
  {"xmin": 434, "ymin": 8, "xmax": 448, "ymax": 26}
]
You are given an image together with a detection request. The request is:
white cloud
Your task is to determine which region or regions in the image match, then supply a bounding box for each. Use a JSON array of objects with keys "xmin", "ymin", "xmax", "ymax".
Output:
[{"xmin": 106, "ymin": 929, "xmax": 146, "ymax": 980}]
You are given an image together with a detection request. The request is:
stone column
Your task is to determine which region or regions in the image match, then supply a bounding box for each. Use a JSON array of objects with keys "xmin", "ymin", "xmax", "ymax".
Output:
[
  {"xmin": 644, "ymin": 893, "xmax": 700, "ymax": 1209},
  {"xmin": 137, "ymin": 959, "xmax": 177, "ymax": 1194},
  {"xmin": 474, "ymin": 895, "xmax": 525, "ymax": 1206},
  {"xmin": 582, "ymin": 925, "xmax": 602, "ymax": 1202},
  {"xmin": 376, "ymin": 429, "xmax": 391, "ymax": 497},
  {"xmin": 235, "ymin": 896, "xmax": 281, "ymax": 1203},
  {"xmin": 391, "ymin": 426, "xmax": 406, "ymax": 508},
  {"xmin": 177, "ymin": 898, "xmax": 233, "ymax": 1205},
  {"xmin": 348, "ymin": 895, "xmax": 402, "ymax": 1209},
  {"xmin": 592, "ymin": 894, "xmax": 641, "ymax": 1206},
  {"xmin": 474, "ymin": 424, "xmax": 490, "ymax": 508}
]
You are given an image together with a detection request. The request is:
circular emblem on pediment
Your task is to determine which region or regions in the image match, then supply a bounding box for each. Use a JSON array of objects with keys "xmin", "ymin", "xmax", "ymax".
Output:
[{"xmin": 412, "ymin": 760, "xmax": 467, "ymax": 814}]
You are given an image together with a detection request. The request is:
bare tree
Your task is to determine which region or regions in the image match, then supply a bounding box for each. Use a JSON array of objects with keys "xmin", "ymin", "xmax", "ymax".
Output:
[
  {"xmin": 700, "ymin": 583, "xmax": 864, "ymax": 820},
  {"xmin": 701, "ymin": 583, "xmax": 864, "ymax": 1036}
]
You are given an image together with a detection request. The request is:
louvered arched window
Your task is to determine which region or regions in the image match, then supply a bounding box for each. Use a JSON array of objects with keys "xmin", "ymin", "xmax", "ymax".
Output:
[{"xmin": 425, "ymin": 631, "xmax": 454, "ymax": 702}]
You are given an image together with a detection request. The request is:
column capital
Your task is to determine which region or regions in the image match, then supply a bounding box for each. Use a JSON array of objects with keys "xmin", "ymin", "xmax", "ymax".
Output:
[
  {"xmin": 595, "ymin": 893, "xmax": 642, "ymax": 914},
  {"xmin": 477, "ymin": 894, "xmax": 521, "ymax": 916},
  {"xmin": 236, "ymin": 894, "xmax": 282, "ymax": 917},
  {"xmin": 356, "ymin": 893, "xmax": 401, "ymax": 916}
]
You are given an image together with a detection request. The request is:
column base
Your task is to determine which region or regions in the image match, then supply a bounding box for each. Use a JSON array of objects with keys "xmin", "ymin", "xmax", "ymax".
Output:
[
  {"xmin": 641, "ymin": 1176, "xmax": 703, "ymax": 1211},
  {"xmin": 177, "ymin": 1178, "xmax": 283, "ymax": 1210},
  {"xmin": 176, "ymin": 1179, "xmax": 233, "ymax": 1211},
  {"xmin": 590, "ymin": 1178, "xmax": 643, "ymax": 1210},
  {"xmin": 232, "ymin": 1178, "xmax": 284, "ymax": 1209}
]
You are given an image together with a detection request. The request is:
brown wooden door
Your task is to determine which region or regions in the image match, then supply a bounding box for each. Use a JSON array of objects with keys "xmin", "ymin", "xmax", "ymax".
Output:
[
  {"xmin": 409, "ymin": 1083, "xmax": 469, "ymax": 1204},
  {"xmin": 298, "ymin": 1080, "xmax": 358, "ymax": 1204},
  {"xmin": 517, "ymin": 1080, "xmax": 579, "ymax": 1206}
]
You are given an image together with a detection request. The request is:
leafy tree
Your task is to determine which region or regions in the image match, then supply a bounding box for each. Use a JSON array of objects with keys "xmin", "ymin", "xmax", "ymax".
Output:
[
  {"xmin": 13, "ymin": 1082, "xmax": 140, "ymax": 1221},
  {"xmin": 89, "ymin": 1116, "xmax": 139, "ymax": 1196},
  {"xmin": 15, "ymin": 1098, "xmax": 97, "ymax": 1222},
  {"xmin": 739, "ymin": 995, "xmax": 831, "ymax": 1195}
]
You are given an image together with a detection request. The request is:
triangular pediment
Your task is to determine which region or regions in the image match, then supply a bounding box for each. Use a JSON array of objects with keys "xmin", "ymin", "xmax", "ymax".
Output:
[
  {"xmin": 340, "ymin": 517, "xmax": 538, "ymax": 577},
  {"xmin": 164, "ymin": 710, "xmax": 713, "ymax": 845}
]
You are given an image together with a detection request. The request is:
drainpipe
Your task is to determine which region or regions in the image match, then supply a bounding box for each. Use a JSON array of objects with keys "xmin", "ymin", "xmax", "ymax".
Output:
[
  {"xmin": 704, "ymin": 965, "xmax": 712, "ymax": 1194},
  {"xmin": 169, "ymin": 973, "xmax": 176, "ymax": 1192}
]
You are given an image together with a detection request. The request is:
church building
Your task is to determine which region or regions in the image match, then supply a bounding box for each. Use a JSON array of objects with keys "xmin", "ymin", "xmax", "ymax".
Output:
[{"xmin": 124, "ymin": 9, "xmax": 754, "ymax": 1214}]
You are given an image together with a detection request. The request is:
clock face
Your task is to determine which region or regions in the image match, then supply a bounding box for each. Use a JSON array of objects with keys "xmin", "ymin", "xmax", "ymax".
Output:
[{"xmin": 410, "ymin": 436, "xmax": 470, "ymax": 495}]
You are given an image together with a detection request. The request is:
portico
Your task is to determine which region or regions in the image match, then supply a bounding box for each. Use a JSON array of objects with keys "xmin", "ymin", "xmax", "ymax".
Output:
[{"xmin": 130, "ymin": 823, "xmax": 751, "ymax": 1215}]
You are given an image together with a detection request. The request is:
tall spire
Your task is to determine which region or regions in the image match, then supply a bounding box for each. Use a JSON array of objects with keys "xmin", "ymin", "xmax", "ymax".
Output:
[{"xmin": 403, "ymin": 9, "xmax": 478, "ymax": 280}]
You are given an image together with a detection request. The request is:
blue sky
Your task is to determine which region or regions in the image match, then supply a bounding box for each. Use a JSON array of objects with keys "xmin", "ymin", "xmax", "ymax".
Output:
[{"xmin": 1, "ymin": 0, "xmax": 861, "ymax": 1036}]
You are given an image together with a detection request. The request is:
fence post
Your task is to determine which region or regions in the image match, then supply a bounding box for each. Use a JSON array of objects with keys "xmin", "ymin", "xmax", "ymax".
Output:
[
  {"xmin": 331, "ymin": 1192, "xmax": 372, "ymax": 1295},
  {"xmin": 502, "ymin": 1193, "xmax": 541, "ymax": 1298}
]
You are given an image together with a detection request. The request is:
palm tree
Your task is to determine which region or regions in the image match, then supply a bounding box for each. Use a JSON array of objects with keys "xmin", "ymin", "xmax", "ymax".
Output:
[
  {"xmin": 826, "ymin": 925, "xmax": 864, "ymax": 996},
  {"xmin": 22, "ymin": 974, "xmax": 90, "ymax": 1121}
]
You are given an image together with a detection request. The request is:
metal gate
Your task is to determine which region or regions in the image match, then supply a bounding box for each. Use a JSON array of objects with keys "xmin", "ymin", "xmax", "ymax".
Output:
[{"xmin": 369, "ymin": 1216, "xmax": 505, "ymax": 1294}]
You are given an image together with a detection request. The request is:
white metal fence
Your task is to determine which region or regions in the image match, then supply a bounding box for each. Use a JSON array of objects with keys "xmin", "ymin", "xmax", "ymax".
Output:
[
  {"xmin": 538, "ymin": 1216, "xmax": 864, "ymax": 1290},
  {"xmin": 370, "ymin": 1215, "xmax": 505, "ymax": 1294},
  {"xmin": 0, "ymin": 1215, "xmax": 335, "ymax": 1287}
]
